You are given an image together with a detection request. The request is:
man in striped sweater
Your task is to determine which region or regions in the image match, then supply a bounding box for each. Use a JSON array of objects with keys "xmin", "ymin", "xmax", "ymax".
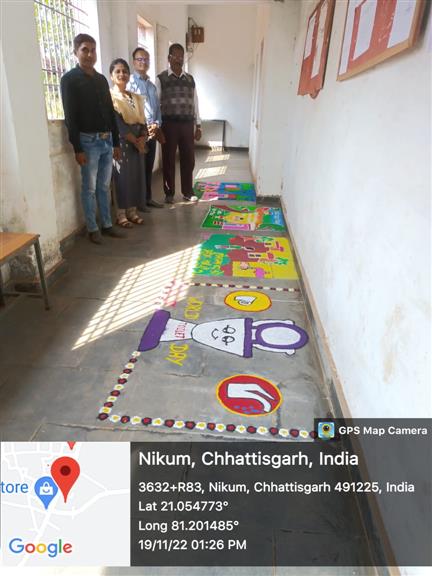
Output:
[{"xmin": 156, "ymin": 44, "xmax": 202, "ymax": 203}]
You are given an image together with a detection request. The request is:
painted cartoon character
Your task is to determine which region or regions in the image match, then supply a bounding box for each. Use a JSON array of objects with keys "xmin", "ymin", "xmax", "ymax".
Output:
[
  {"xmin": 225, "ymin": 212, "xmax": 249, "ymax": 225},
  {"xmin": 138, "ymin": 310, "xmax": 308, "ymax": 357},
  {"xmin": 222, "ymin": 208, "xmax": 263, "ymax": 230}
]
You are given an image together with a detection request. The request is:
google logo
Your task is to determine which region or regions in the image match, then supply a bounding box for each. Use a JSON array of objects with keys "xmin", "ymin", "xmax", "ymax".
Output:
[{"xmin": 9, "ymin": 538, "xmax": 73, "ymax": 558}]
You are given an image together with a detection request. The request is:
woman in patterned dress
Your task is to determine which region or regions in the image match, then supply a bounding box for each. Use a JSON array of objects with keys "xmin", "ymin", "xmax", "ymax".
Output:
[{"xmin": 109, "ymin": 58, "xmax": 148, "ymax": 227}]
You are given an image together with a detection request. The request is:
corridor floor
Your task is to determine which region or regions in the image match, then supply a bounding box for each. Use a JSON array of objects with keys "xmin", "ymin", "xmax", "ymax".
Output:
[
  {"xmin": 0, "ymin": 149, "xmax": 378, "ymax": 574},
  {"xmin": 0, "ymin": 149, "xmax": 332, "ymax": 441}
]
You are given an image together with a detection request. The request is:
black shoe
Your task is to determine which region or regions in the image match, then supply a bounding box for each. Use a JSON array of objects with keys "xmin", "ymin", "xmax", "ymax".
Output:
[
  {"xmin": 139, "ymin": 206, "xmax": 151, "ymax": 213},
  {"xmin": 89, "ymin": 231, "xmax": 102, "ymax": 244},
  {"xmin": 147, "ymin": 199, "xmax": 164, "ymax": 208},
  {"xmin": 165, "ymin": 197, "xmax": 174, "ymax": 204},
  {"xmin": 182, "ymin": 195, "xmax": 198, "ymax": 203},
  {"xmin": 101, "ymin": 226, "xmax": 126, "ymax": 238}
]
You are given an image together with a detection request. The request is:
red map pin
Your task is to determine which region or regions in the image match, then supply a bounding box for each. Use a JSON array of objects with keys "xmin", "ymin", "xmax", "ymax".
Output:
[{"xmin": 51, "ymin": 457, "xmax": 80, "ymax": 502}]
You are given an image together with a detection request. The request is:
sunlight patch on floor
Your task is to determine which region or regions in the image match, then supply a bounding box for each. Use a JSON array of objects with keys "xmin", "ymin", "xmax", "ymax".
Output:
[
  {"xmin": 72, "ymin": 245, "xmax": 200, "ymax": 349},
  {"xmin": 195, "ymin": 165, "xmax": 227, "ymax": 179},
  {"xmin": 205, "ymin": 153, "xmax": 230, "ymax": 163},
  {"xmin": 208, "ymin": 140, "xmax": 224, "ymax": 151}
]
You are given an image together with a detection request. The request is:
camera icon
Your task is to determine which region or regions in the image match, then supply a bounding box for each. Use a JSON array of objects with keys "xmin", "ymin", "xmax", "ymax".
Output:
[{"xmin": 318, "ymin": 421, "xmax": 335, "ymax": 439}]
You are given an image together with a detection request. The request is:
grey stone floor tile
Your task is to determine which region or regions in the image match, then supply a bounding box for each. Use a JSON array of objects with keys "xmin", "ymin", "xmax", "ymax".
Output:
[
  {"xmin": 78, "ymin": 330, "xmax": 149, "ymax": 371},
  {"xmin": 0, "ymin": 292, "xmax": 71, "ymax": 322},
  {"xmin": 0, "ymin": 316, "xmax": 95, "ymax": 369},
  {"xmin": 55, "ymin": 296, "xmax": 121, "ymax": 326},
  {"xmin": 52, "ymin": 270, "xmax": 129, "ymax": 299},
  {"xmin": 33, "ymin": 423, "xmax": 129, "ymax": 441},
  {"xmin": 0, "ymin": 322, "xmax": 58, "ymax": 366},
  {"xmin": 118, "ymin": 428, "xmax": 221, "ymax": 442},
  {"xmin": 64, "ymin": 254, "xmax": 153, "ymax": 279},
  {"xmin": 0, "ymin": 366, "xmax": 120, "ymax": 435},
  {"xmin": 0, "ymin": 301, "xmax": 152, "ymax": 370},
  {"xmin": 0, "ymin": 417, "xmax": 46, "ymax": 441}
]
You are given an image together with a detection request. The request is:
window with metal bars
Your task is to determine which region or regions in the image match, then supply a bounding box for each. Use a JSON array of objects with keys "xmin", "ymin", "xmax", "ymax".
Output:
[{"xmin": 34, "ymin": 0, "xmax": 90, "ymax": 120}]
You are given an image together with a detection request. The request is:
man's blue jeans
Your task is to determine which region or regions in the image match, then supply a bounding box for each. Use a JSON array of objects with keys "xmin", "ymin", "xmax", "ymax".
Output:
[{"xmin": 79, "ymin": 133, "xmax": 113, "ymax": 232}]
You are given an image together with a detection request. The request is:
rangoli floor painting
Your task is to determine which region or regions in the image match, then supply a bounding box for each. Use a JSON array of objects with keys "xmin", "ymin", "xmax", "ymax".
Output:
[
  {"xmin": 194, "ymin": 181, "xmax": 256, "ymax": 204},
  {"xmin": 201, "ymin": 205, "xmax": 286, "ymax": 233},
  {"xmin": 0, "ymin": 159, "xmax": 333, "ymax": 443},
  {"xmin": 193, "ymin": 234, "xmax": 299, "ymax": 281},
  {"xmin": 97, "ymin": 283, "xmax": 328, "ymax": 440}
]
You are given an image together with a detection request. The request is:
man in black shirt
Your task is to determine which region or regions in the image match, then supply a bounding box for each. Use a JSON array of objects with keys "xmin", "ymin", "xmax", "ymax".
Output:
[{"xmin": 61, "ymin": 34, "xmax": 123, "ymax": 244}]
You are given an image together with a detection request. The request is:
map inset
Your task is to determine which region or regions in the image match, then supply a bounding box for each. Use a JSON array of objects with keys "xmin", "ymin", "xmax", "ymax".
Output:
[{"xmin": 0, "ymin": 442, "xmax": 129, "ymax": 567}]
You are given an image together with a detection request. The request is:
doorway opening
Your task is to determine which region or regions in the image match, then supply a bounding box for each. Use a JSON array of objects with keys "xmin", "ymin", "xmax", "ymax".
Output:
[{"xmin": 137, "ymin": 15, "xmax": 155, "ymax": 81}]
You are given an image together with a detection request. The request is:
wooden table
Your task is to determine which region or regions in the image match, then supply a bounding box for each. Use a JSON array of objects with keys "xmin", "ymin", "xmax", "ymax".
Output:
[
  {"xmin": 202, "ymin": 119, "xmax": 227, "ymax": 151},
  {"xmin": 0, "ymin": 232, "xmax": 50, "ymax": 310}
]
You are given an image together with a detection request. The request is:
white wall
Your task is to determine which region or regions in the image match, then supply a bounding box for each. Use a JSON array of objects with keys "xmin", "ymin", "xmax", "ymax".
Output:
[
  {"xmin": 1, "ymin": 0, "xmax": 106, "ymax": 259},
  {"xmin": 187, "ymin": 4, "xmax": 257, "ymax": 147},
  {"xmin": 249, "ymin": 5, "xmax": 269, "ymax": 177},
  {"xmin": 1, "ymin": 1, "xmax": 62, "ymax": 274},
  {"xmin": 0, "ymin": 46, "xmax": 25, "ymax": 233},
  {"xmin": 96, "ymin": 0, "xmax": 113, "ymax": 77},
  {"xmin": 48, "ymin": 123, "xmax": 83, "ymax": 240},
  {"xmin": 97, "ymin": 0, "xmax": 188, "ymax": 171},
  {"xmin": 99, "ymin": 2, "xmax": 256, "ymax": 147},
  {"xmin": 252, "ymin": 4, "xmax": 431, "ymax": 567},
  {"xmin": 250, "ymin": 2, "xmax": 299, "ymax": 192},
  {"xmin": 135, "ymin": 2, "xmax": 188, "ymax": 65},
  {"xmin": 97, "ymin": 1, "xmax": 188, "ymax": 78},
  {"xmin": 254, "ymin": 0, "xmax": 431, "ymax": 419},
  {"xmin": 1, "ymin": 0, "xmax": 189, "ymax": 258}
]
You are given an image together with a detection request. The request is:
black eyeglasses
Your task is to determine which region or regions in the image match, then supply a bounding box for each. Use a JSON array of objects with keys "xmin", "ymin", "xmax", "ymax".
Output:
[{"xmin": 134, "ymin": 57, "xmax": 149, "ymax": 63}]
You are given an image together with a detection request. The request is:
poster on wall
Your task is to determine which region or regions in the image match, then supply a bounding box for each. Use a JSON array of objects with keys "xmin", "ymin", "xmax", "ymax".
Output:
[
  {"xmin": 338, "ymin": 0, "xmax": 426, "ymax": 80},
  {"xmin": 193, "ymin": 234, "xmax": 299, "ymax": 280},
  {"xmin": 201, "ymin": 205, "xmax": 286, "ymax": 233},
  {"xmin": 298, "ymin": 0, "xmax": 336, "ymax": 98}
]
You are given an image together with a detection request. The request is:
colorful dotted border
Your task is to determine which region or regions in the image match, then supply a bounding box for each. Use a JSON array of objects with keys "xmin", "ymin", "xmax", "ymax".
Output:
[
  {"xmin": 190, "ymin": 282, "xmax": 300, "ymax": 293},
  {"xmin": 154, "ymin": 280, "xmax": 300, "ymax": 310},
  {"xmin": 97, "ymin": 351, "xmax": 317, "ymax": 440}
]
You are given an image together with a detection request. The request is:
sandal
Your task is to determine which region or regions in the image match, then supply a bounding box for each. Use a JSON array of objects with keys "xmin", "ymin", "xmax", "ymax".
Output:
[
  {"xmin": 116, "ymin": 218, "xmax": 133, "ymax": 228},
  {"xmin": 128, "ymin": 215, "xmax": 144, "ymax": 225}
]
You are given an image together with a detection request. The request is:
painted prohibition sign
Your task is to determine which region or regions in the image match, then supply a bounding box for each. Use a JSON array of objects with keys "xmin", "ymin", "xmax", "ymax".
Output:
[{"xmin": 216, "ymin": 374, "xmax": 282, "ymax": 417}]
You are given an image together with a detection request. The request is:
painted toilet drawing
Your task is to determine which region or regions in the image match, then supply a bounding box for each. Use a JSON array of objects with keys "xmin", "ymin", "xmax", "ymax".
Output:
[{"xmin": 138, "ymin": 309, "xmax": 309, "ymax": 357}]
